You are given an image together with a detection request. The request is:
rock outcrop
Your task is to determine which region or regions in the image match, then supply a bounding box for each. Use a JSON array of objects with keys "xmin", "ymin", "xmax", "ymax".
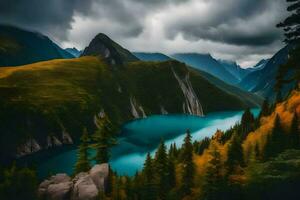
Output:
[
  {"xmin": 39, "ymin": 164, "xmax": 110, "ymax": 200},
  {"xmin": 172, "ymin": 68, "xmax": 204, "ymax": 116},
  {"xmin": 62, "ymin": 130, "xmax": 73, "ymax": 144},
  {"xmin": 17, "ymin": 138, "xmax": 41, "ymax": 157},
  {"xmin": 72, "ymin": 173, "xmax": 99, "ymax": 200},
  {"xmin": 160, "ymin": 105, "xmax": 168, "ymax": 115},
  {"xmin": 46, "ymin": 135, "xmax": 63, "ymax": 148},
  {"xmin": 38, "ymin": 174, "xmax": 72, "ymax": 200},
  {"xmin": 16, "ymin": 130, "xmax": 74, "ymax": 157}
]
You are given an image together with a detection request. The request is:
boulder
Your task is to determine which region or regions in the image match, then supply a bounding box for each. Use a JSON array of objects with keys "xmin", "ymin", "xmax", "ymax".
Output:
[
  {"xmin": 38, "ymin": 164, "xmax": 110, "ymax": 200},
  {"xmin": 38, "ymin": 174, "xmax": 72, "ymax": 200},
  {"xmin": 89, "ymin": 163, "xmax": 109, "ymax": 191},
  {"xmin": 72, "ymin": 173, "xmax": 99, "ymax": 200},
  {"xmin": 47, "ymin": 182, "xmax": 73, "ymax": 200}
]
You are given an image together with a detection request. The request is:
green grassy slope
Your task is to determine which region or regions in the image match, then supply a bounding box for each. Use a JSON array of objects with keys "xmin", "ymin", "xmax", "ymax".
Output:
[{"xmin": 0, "ymin": 57, "xmax": 261, "ymax": 159}]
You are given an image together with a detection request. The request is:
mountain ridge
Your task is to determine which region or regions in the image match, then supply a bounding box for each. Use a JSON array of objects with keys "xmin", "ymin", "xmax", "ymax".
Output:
[
  {"xmin": 171, "ymin": 53, "xmax": 239, "ymax": 85},
  {"xmin": 81, "ymin": 33, "xmax": 139, "ymax": 66},
  {"xmin": 0, "ymin": 24, "xmax": 74, "ymax": 67}
]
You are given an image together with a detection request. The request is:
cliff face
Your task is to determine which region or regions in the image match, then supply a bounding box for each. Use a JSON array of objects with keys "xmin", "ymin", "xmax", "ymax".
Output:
[{"xmin": 172, "ymin": 68, "xmax": 204, "ymax": 116}]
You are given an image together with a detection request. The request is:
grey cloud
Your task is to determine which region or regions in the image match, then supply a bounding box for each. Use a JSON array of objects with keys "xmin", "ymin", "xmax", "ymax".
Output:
[
  {"xmin": 0, "ymin": 0, "xmax": 288, "ymax": 66},
  {"xmin": 164, "ymin": 0, "xmax": 287, "ymax": 46},
  {"xmin": 0, "ymin": 0, "xmax": 96, "ymax": 41}
]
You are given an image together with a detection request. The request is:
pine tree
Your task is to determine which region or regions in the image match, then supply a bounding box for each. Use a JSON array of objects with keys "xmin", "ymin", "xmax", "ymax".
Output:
[
  {"xmin": 276, "ymin": 0, "xmax": 300, "ymax": 92},
  {"xmin": 254, "ymin": 143, "xmax": 260, "ymax": 160},
  {"xmin": 272, "ymin": 115, "xmax": 287, "ymax": 154},
  {"xmin": 167, "ymin": 157, "xmax": 176, "ymax": 190},
  {"xmin": 132, "ymin": 172, "xmax": 143, "ymax": 200},
  {"xmin": 180, "ymin": 130, "xmax": 195, "ymax": 196},
  {"xmin": 154, "ymin": 139, "xmax": 169, "ymax": 199},
  {"xmin": 142, "ymin": 153, "xmax": 157, "ymax": 200},
  {"xmin": 225, "ymin": 133, "xmax": 244, "ymax": 173},
  {"xmin": 111, "ymin": 175, "xmax": 122, "ymax": 200},
  {"xmin": 277, "ymin": 0, "xmax": 300, "ymax": 44},
  {"xmin": 143, "ymin": 153, "xmax": 153, "ymax": 182},
  {"xmin": 92, "ymin": 113, "xmax": 116, "ymax": 164},
  {"xmin": 289, "ymin": 112, "xmax": 300, "ymax": 149},
  {"xmin": 276, "ymin": 91, "xmax": 283, "ymax": 103},
  {"xmin": 74, "ymin": 128, "xmax": 91, "ymax": 174},
  {"xmin": 263, "ymin": 115, "xmax": 287, "ymax": 160},
  {"xmin": 240, "ymin": 108, "xmax": 255, "ymax": 139},
  {"xmin": 173, "ymin": 143, "xmax": 178, "ymax": 157},
  {"xmin": 202, "ymin": 144, "xmax": 224, "ymax": 200},
  {"xmin": 263, "ymin": 134, "xmax": 273, "ymax": 161},
  {"xmin": 259, "ymin": 98, "xmax": 270, "ymax": 118},
  {"xmin": 195, "ymin": 137, "xmax": 210, "ymax": 155},
  {"xmin": 124, "ymin": 176, "xmax": 133, "ymax": 200}
]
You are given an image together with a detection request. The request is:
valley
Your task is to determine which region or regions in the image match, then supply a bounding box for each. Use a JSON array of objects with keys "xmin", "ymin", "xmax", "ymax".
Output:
[
  {"xmin": 0, "ymin": 0, "xmax": 300, "ymax": 198},
  {"xmin": 23, "ymin": 109, "xmax": 259, "ymax": 179}
]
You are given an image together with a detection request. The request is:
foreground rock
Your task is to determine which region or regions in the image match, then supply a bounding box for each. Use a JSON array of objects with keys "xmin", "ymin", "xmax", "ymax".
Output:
[{"xmin": 39, "ymin": 163, "xmax": 109, "ymax": 200}]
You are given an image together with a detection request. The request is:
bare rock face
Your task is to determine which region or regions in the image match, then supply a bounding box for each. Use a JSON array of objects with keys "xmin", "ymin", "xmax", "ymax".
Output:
[
  {"xmin": 17, "ymin": 138, "xmax": 41, "ymax": 157},
  {"xmin": 130, "ymin": 96, "xmax": 147, "ymax": 118},
  {"xmin": 72, "ymin": 173, "xmax": 99, "ymax": 200},
  {"xmin": 38, "ymin": 164, "xmax": 110, "ymax": 200},
  {"xmin": 80, "ymin": 33, "xmax": 138, "ymax": 66},
  {"xmin": 172, "ymin": 68, "xmax": 204, "ymax": 116},
  {"xmin": 89, "ymin": 163, "xmax": 109, "ymax": 191},
  {"xmin": 38, "ymin": 174, "xmax": 72, "ymax": 200}
]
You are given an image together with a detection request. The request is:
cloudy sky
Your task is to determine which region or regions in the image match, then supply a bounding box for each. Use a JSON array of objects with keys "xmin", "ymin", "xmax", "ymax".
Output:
[{"xmin": 0, "ymin": 0, "xmax": 289, "ymax": 67}]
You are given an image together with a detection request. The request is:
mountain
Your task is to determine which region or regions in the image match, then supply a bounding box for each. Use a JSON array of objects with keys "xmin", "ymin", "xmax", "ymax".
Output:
[
  {"xmin": 239, "ymin": 45, "xmax": 294, "ymax": 99},
  {"xmin": 189, "ymin": 68, "xmax": 263, "ymax": 107},
  {"xmin": 172, "ymin": 53, "xmax": 239, "ymax": 85},
  {"xmin": 133, "ymin": 52, "xmax": 171, "ymax": 62},
  {"xmin": 218, "ymin": 59, "xmax": 250, "ymax": 80},
  {"xmin": 81, "ymin": 33, "xmax": 139, "ymax": 65},
  {"xmin": 251, "ymin": 59, "xmax": 269, "ymax": 70},
  {"xmin": 0, "ymin": 25, "xmax": 74, "ymax": 67},
  {"xmin": 65, "ymin": 47, "xmax": 82, "ymax": 57},
  {"xmin": 0, "ymin": 58, "xmax": 261, "ymax": 160}
]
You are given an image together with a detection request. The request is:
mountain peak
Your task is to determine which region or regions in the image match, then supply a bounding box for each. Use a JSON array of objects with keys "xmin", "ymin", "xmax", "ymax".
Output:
[{"xmin": 81, "ymin": 33, "xmax": 138, "ymax": 66}]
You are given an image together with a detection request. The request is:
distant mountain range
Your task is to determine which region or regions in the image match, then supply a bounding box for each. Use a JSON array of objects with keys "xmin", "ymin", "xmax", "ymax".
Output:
[
  {"xmin": 135, "ymin": 50, "xmax": 295, "ymax": 100},
  {"xmin": 133, "ymin": 52, "xmax": 171, "ymax": 62},
  {"xmin": 0, "ymin": 24, "xmax": 293, "ymax": 102},
  {"xmin": 0, "ymin": 25, "xmax": 74, "ymax": 67},
  {"xmin": 171, "ymin": 53, "xmax": 240, "ymax": 85},
  {"xmin": 218, "ymin": 59, "xmax": 250, "ymax": 81},
  {"xmin": 65, "ymin": 47, "xmax": 82, "ymax": 57},
  {"xmin": 239, "ymin": 45, "xmax": 294, "ymax": 99}
]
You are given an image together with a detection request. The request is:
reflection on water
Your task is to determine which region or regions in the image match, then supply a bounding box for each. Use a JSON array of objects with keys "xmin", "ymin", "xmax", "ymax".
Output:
[{"xmin": 37, "ymin": 109, "xmax": 259, "ymax": 178}]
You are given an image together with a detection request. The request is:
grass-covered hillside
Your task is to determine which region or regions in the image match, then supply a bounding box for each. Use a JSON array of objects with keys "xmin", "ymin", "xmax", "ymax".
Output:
[{"xmin": 0, "ymin": 56, "xmax": 261, "ymax": 160}]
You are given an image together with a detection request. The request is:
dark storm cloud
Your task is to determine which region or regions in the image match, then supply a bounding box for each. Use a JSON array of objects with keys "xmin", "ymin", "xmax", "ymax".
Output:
[
  {"xmin": 0, "ymin": 0, "xmax": 96, "ymax": 40},
  {"xmin": 0, "ymin": 0, "xmax": 288, "ymax": 66},
  {"xmin": 164, "ymin": 0, "xmax": 287, "ymax": 46}
]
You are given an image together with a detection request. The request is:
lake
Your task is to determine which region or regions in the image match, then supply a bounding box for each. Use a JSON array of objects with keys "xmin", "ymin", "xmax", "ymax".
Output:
[{"xmin": 34, "ymin": 109, "xmax": 259, "ymax": 179}]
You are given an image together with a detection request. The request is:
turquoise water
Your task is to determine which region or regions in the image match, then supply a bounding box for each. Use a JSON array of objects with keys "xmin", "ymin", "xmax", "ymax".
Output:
[{"xmin": 35, "ymin": 109, "xmax": 259, "ymax": 178}]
